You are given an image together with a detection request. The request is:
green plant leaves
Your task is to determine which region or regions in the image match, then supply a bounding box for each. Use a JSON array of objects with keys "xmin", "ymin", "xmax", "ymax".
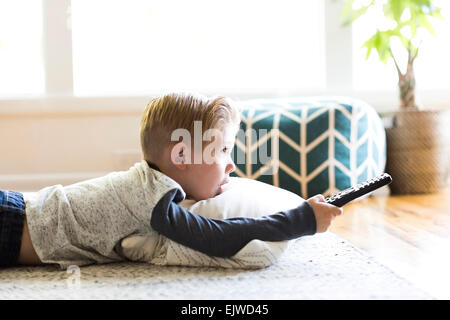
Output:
[
  {"xmin": 341, "ymin": 0, "xmax": 443, "ymax": 62},
  {"xmin": 362, "ymin": 30, "xmax": 389, "ymax": 62},
  {"xmin": 383, "ymin": 0, "xmax": 404, "ymax": 21},
  {"xmin": 340, "ymin": 0, "xmax": 373, "ymax": 26}
]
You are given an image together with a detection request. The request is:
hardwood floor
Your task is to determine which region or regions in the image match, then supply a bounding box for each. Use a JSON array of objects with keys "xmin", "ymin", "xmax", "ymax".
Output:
[{"xmin": 330, "ymin": 186, "xmax": 450, "ymax": 299}]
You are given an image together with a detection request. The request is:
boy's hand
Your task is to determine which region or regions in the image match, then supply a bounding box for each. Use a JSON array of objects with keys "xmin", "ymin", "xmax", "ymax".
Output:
[{"xmin": 306, "ymin": 194, "xmax": 343, "ymax": 233}]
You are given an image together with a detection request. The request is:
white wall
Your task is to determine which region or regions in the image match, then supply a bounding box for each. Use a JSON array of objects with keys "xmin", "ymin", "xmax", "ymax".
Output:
[{"xmin": 0, "ymin": 99, "xmax": 143, "ymax": 191}]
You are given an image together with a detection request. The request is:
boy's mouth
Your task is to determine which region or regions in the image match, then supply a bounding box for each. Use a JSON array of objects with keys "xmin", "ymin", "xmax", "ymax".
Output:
[
  {"xmin": 219, "ymin": 178, "xmax": 230, "ymax": 187},
  {"xmin": 217, "ymin": 179, "xmax": 230, "ymax": 195}
]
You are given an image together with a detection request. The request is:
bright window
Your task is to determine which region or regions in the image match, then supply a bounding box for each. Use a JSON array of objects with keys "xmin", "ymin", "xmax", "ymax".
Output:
[
  {"xmin": 71, "ymin": 0, "xmax": 325, "ymax": 96},
  {"xmin": 0, "ymin": 0, "xmax": 44, "ymax": 97},
  {"xmin": 352, "ymin": 0, "xmax": 450, "ymax": 91}
]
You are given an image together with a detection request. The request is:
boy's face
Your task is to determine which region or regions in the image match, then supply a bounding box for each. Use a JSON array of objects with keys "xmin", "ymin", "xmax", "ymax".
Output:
[{"xmin": 181, "ymin": 123, "xmax": 237, "ymax": 201}]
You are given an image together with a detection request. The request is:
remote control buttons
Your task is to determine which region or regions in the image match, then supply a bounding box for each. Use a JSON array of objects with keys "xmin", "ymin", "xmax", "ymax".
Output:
[{"xmin": 325, "ymin": 173, "xmax": 392, "ymax": 207}]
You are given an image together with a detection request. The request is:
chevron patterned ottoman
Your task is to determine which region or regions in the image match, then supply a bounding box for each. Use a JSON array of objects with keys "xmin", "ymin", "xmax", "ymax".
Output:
[{"xmin": 231, "ymin": 97, "xmax": 386, "ymax": 199}]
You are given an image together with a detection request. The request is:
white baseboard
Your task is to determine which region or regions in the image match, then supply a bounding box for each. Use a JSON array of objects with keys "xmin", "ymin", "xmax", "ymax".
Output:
[
  {"xmin": 0, "ymin": 172, "xmax": 109, "ymax": 192},
  {"xmin": 0, "ymin": 150, "xmax": 143, "ymax": 192}
]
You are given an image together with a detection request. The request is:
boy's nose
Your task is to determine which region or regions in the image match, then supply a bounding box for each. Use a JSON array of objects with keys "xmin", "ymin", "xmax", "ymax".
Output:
[{"xmin": 225, "ymin": 161, "xmax": 236, "ymax": 174}]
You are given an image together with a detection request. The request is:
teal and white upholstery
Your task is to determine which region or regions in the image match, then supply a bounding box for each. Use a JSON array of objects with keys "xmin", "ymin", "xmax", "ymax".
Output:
[{"xmin": 232, "ymin": 97, "xmax": 386, "ymax": 198}]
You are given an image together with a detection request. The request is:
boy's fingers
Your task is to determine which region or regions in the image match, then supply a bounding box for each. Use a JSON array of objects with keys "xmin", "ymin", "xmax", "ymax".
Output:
[{"xmin": 314, "ymin": 194, "xmax": 326, "ymax": 202}]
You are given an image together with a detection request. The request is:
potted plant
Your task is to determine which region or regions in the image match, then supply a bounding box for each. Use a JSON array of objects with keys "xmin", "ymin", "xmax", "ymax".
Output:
[{"xmin": 341, "ymin": 0, "xmax": 450, "ymax": 194}]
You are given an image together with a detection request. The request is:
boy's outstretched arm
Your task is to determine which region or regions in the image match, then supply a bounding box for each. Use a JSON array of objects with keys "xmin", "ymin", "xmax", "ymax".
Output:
[{"xmin": 150, "ymin": 188, "xmax": 336, "ymax": 258}]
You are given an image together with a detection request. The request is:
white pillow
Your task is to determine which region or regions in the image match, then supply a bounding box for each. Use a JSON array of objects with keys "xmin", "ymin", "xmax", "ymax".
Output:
[{"xmin": 120, "ymin": 177, "xmax": 306, "ymax": 269}]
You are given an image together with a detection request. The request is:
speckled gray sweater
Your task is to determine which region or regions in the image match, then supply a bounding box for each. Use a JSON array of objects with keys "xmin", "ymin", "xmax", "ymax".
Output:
[
  {"xmin": 24, "ymin": 161, "xmax": 184, "ymax": 269},
  {"xmin": 23, "ymin": 161, "xmax": 317, "ymax": 270}
]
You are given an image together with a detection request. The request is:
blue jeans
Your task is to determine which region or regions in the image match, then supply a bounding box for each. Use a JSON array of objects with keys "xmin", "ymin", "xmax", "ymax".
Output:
[{"xmin": 0, "ymin": 190, "xmax": 25, "ymax": 267}]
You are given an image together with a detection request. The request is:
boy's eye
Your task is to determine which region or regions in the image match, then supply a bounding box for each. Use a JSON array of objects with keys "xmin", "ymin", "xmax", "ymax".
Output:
[{"xmin": 222, "ymin": 146, "xmax": 234, "ymax": 154}]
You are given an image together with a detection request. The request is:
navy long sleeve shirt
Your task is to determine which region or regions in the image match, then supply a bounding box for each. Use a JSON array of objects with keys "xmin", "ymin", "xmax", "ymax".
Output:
[{"xmin": 150, "ymin": 188, "xmax": 317, "ymax": 258}]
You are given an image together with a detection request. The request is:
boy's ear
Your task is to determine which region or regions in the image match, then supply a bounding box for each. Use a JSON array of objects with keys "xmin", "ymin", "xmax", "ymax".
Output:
[{"xmin": 170, "ymin": 142, "xmax": 190, "ymax": 170}]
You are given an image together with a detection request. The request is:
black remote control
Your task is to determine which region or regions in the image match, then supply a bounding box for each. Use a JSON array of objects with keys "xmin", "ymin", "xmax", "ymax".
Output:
[{"xmin": 325, "ymin": 173, "xmax": 392, "ymax": 207}]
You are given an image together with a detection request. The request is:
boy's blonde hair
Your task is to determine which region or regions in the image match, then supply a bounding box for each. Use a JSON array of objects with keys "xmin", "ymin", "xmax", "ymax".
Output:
[{"xmin": 140, "ymin": 92, "xmax": 241, "ymax": 164}]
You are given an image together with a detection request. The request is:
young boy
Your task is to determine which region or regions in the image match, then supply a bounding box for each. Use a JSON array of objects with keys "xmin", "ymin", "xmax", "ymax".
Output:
[{"xmin": 0, "ymin": 92, "xmax": 342, "ymax": 269}]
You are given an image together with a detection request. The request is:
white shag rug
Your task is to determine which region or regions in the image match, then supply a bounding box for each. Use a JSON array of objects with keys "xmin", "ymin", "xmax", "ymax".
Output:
[{"xmin": 0, "ymin": 232, "xmax": 432, "ymax": 300}]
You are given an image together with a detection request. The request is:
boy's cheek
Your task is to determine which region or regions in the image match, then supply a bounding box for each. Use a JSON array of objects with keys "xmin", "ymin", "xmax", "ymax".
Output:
[
  {"xmin": 202, "ymin": 153, "xmax": 217, "ymax": 165},
  {"xmin": 201, "ymin": 146, "xmax": 218, "ymax": 165}
]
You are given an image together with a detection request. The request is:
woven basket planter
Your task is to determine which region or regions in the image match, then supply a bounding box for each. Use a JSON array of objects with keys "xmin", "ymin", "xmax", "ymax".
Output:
[{"xmin": 386, "ymin": 109, "xmax": 450, "ymax": 194}]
